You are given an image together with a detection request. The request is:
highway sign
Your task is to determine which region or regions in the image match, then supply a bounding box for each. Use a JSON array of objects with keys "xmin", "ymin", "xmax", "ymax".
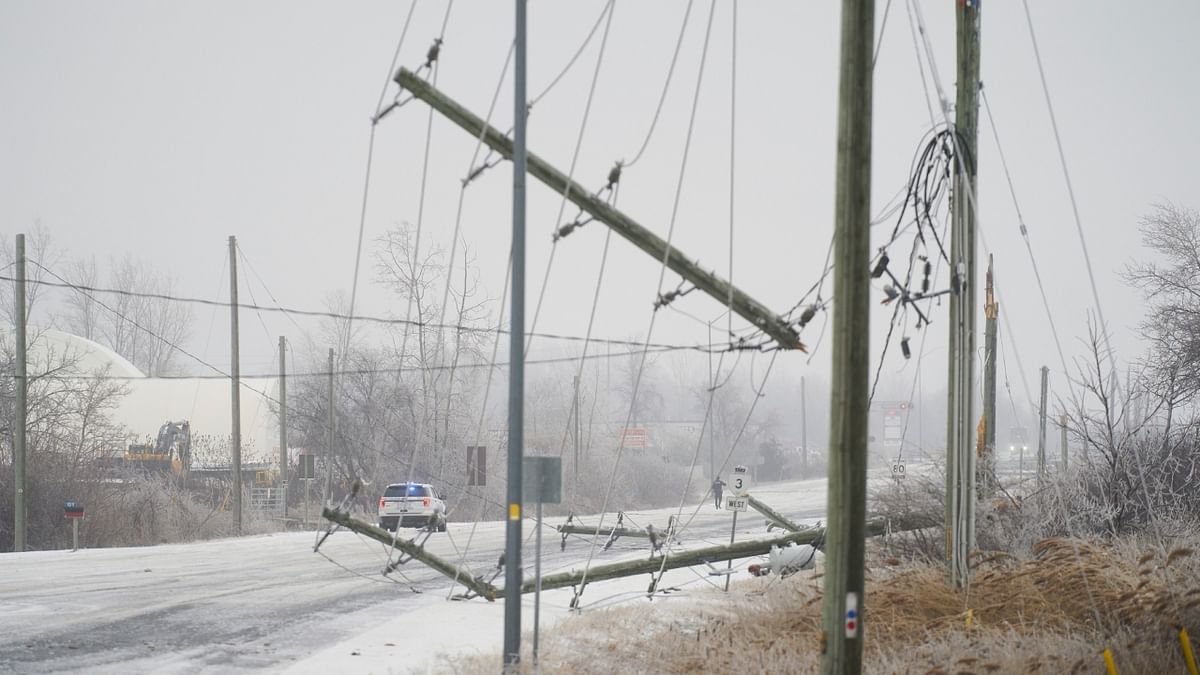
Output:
[
  {"xmin": 724, "ymin": 496, "xmax": 748, "ymax": 512},
  {"xmin": 731, "ymin": 465, "xmax": 751, "ymax": 497}
]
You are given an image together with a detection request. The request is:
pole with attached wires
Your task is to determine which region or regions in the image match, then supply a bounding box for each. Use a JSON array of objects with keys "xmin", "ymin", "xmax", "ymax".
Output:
[
  {"xmin": 229, "ymin": 235, "xmax": 242, "ymax": 535},
  {"xmin": 503, "ymin": 0, "xmax": 528, "ymax": 670},
  {"xmin": 821, "ymin": 0, "xmax": 874, "ymax": 671}
]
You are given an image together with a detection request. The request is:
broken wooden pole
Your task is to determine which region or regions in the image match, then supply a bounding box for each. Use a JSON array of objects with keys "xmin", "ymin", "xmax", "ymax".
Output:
[
  {"xmin": 518, "ymin": 519, "xmax": 897, "ymax": 595},
  {"xmin": 746, "ymin": 494, "xmax": 803, "ymax": 532},
  {"xmin": 556, "ymin": 524, "xmax": 650, "ymax": 538},
  {"xmin": 321, "ymin": 507, "xmax": 499, "ymax": 601},
  {"xmin": 393, "ymin": 67, "xmax": 804, "ymax": 351}
]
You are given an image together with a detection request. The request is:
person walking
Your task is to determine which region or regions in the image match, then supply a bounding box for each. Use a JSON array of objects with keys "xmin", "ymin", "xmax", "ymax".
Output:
[{"xmin": 712, "ymin": 476, "xmax": 726, "ymax": 509}]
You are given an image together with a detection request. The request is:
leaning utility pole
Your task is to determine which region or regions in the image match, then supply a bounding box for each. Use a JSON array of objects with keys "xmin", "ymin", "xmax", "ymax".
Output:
[
  {"xmin": 503, "ymin": 0, "xmax": 528, "ymax": 669},
  {"xmin": 391, "ymin": 72, "xmax": 803, "ymax": 352},
  {"xmin": 279, "ymin": 336, "xmax": 288, "ymax": 518},
  {"xmin": 945, "ymin": 0, "xmax": 981, "ymax": 589},
  {"xmin": 981, "ymin": 256, "xmax": 998, "ymax": 495},
  {"xmin": 1037, "ymin": 366, "xmax": 1048, "ymax": 485},
  {"xmin": 13, "ymin": 234, "xmax": 27, "ymax": 552},
  {"xmin": 821, "ymin": 0, "xmax": 874, "ymax": 671},
  {"xmin": 228, "ymin": 235, "xmax": 242, "ymax": 535}
]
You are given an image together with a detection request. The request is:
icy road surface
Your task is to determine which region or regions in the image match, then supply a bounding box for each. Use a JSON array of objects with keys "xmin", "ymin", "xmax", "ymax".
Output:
[{"xmin": 0, "ymin": 469, "xmax": 908, "ymax": 673}]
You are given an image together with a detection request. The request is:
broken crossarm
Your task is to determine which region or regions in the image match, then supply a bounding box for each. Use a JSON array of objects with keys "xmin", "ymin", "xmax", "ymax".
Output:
[
  {"xmin": 515, "ymin": 519, "xmax": 895, "ymax": 594},
  {"xmin": 393, "ymin": 67, "xmax": 805, "ymax": 351},
  {"xmin": 321, "ymin": 506, "xmax": 500, "ymax": 601},
  {"xmin": 746, "ymin": 494, "xmax": 804, "ymax": 533}
]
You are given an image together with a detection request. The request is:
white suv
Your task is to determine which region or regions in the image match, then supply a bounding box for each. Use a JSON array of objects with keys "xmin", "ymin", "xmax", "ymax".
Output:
[{"xmin": 378, "ymin": 483, "xmax": 447, "ymax": 532}]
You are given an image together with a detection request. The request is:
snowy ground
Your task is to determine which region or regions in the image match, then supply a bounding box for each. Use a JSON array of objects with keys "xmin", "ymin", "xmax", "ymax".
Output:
[{"xmin": 0, "ymin": 467, "xmax": 911, "ymax": 674}]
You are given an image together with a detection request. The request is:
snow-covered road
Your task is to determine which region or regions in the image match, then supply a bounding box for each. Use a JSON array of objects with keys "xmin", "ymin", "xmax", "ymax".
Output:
[{"xmin": 0, "ymin": 471, "xmax": 906, "ymax": 674}]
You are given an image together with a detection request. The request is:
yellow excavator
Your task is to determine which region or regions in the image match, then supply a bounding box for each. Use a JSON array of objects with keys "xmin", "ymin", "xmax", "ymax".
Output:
[{"xmin": 123, "ymin": 420, "xmax": 191, "ymax": 476}]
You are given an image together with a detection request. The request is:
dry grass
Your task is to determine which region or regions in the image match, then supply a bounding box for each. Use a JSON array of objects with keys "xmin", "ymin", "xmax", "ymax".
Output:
[{"xmin": 442, "ymin": 536, "xmax": 1200, "ymax": 674}]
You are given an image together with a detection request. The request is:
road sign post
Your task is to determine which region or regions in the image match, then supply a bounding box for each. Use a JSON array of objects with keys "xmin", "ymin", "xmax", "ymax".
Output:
[
  {"xmin": 64, "ymin": 501, "xmax": 84, "ymax": 551},
  {"xmin": 524, "ymin": 456, "xmax": 562, "ymax": 667}
]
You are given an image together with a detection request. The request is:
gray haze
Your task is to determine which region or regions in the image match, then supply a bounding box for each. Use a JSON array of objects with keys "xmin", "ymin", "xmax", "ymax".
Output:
[{"xmin": 2, "ymin": 1, "xmax": 1198, "ymax": 453}]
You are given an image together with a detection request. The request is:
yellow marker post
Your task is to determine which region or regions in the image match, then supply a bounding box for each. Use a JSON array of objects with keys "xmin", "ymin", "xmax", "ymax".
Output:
[
  {"xmin": 509, "ymin": 503, "xmax": 521, "ymax": 521},
  {"xmin": 1181, "ymin": 627, "xmax": 1199, "ymax": 675},
  {"xmin": 965, "ymin": 608, "xmax": 974, "ymax": 630},
  {"xmin": 1103, "ymin": 648, "xmax": 1118, "ymax": 675}
]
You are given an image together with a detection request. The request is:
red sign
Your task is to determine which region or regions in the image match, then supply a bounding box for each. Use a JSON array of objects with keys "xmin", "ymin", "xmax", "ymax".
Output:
[{"xmin": 620, "ymin": 427, "xmax": 647, "ymax": 449}]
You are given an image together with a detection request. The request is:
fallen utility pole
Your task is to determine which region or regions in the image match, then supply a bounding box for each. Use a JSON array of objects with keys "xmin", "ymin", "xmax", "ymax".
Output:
[
  {"xmin": 392, "ymin": 68, "xmax": 803, "ymax": 351},
  {"xmin": 556, "ymin": 523, "xmax": 651, "ymax": 539},
  {"xmin": 747, "ymin": 494, "xmax": 803, "ymax": 533},
  {"xmin": 525, "ymin": 520, "xmax": 897, "ymax": 595},
  {"xmin": 321, "ymin": 507, "xmax": 499, "ymax": 600},
  {"xmin": 323, "ymin": 507, "xmax": 920, "ymax": 598}
]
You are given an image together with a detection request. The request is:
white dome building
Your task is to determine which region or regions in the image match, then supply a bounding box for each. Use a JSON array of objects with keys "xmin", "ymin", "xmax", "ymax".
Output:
[{"xmin": 10, "ymin": 328, "xmax": 281, "ymax": 467}]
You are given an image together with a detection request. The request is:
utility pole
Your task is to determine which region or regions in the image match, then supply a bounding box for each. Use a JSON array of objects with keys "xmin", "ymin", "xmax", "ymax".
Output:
[
  {"xmin": 13, "ymin": 234, "xmax": 27, "ymax": 552},
  {"xmin": 1037, "ymin": 366, "xmax": 1048, "ymax": 485},
  {"xmin": 1060, "ymin": 413, "xmax": 1068, "ymax": 472},
  {"xmin": 945, "ymin": 0, "xmax": 981, "ymax": 589},
  {"xmin": 981, "ymin": 256, "xmax": 998, "ymax": 495},
  {"xmin": 821, "ymin": 0, "xmax": 874, "ymax": 671},
  {"xmin": 801, "ymin": 375, "xmax": 809, "ymax": 475},
  {"xmin": 279, "ymin": 336, "xmax": 288, "ymax": 519},
  {"xmin": 572, "ymin": 374, "xmax": 580, "ymax": 484},
  {"xmin": 503, "ymin": 0, "xmax": 528, "ymax": 669},
  {"xmin": 392, "ymin": 70, "xmax": 803, "ymax": 351},
  {"xmin": 326, "ymin": 348, "xmax": 335, "ymax": 504},
  {"xmin": 228, "ymin": 235, "xmax": 242, "ymax": 535}
]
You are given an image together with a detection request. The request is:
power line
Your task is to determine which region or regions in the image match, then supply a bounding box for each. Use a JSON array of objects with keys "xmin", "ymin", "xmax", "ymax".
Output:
[{"xmin": 2, "ymin": 273, "xmax": 730, "ymax": 355}]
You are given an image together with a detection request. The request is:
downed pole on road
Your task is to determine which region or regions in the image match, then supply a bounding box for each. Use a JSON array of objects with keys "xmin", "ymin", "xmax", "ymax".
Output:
[
  {"xmin": 323, "ymin": 506, "xmax": 920, "ymax": 601},
  {"xmin": 520, "ymin": 518, "xmax": 904, "ymax": 595},
  {"xmin": 555, "ymin": 512, "xmax": 678, "ymax": 551},
  {"xmin": 747, "ymin": 494, "xmax": 804, "ymax": 533},
  {"xmin": 321, "ymin": 506, "xmax": 500, "ymax": 601}
]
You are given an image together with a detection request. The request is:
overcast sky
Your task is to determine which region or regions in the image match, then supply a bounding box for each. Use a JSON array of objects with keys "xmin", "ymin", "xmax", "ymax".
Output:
[{"xmin": 2, "ymin": 1, "xmax": 1198, "ymax": 441}]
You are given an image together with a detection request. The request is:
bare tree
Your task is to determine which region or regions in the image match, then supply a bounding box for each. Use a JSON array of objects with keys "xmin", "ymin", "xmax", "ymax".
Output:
[
  {"xmin": 0, "ymin": 223, "xmax": 62, "ymax": 327},
  {"xmin": 1125, "ymin": 202, "xmax": 1200, "ymax": 398},
  {"xmin": 61, "ymin": 255, "xmax": 192, "ymax": 376}
]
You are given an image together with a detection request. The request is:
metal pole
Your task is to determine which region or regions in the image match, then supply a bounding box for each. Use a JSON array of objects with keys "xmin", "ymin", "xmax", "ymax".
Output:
[
  {"xmin": 821, "ymin": 0, "xmax": 874, "ymax": 670},
  {"xmin": 13, "ymin": 233, "xmax": 26, "ymax": 552},
  {"xmin": 229, "ymin": 236, "xmax": 242, "ymax": 535},
  {"xmin": 326, "ymin": 348, "xmax": 335, "ymax": 504},
  {"xmin": 503, "ymin": 0, "xmax": 527, "ymax": 668},
  {"xmin": 1038, "ymin": 366, "xmax": 1048, "ymax": 485},
  {"xmin": 724, "ymin": 509, "xmax": 738, "ymax": 592},
  {"xmin": 533, "ymin": 501, "xmax": 543, "ymax": 664},
  {"xmin": 279, "ymin": 336, "xmax": 288, "ymax": 519},
  {"xmin": 72, "ymin": 518, "xmax": 78, "ymax": 552}
]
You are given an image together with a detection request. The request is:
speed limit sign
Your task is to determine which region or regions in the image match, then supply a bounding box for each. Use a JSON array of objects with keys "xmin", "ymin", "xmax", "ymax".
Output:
[{"xmin": 731, "ymin": 465, "xmax": 751, "ymax": 497}]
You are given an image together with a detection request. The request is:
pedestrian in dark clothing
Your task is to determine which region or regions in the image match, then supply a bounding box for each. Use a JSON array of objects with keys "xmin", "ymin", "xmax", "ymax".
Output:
[{"xmin": 712, "ymin": 476, "xmax": 726, "ymax": 509}]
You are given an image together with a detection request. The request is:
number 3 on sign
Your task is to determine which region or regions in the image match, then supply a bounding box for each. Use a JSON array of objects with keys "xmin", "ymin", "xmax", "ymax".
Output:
[{"xmin": 731, "ymin": 465, "xmax": 751, "ymax": 496}]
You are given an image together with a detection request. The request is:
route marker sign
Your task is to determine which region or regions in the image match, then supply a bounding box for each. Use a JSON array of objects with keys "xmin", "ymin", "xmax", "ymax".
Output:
[{"xmin": 731, "ymin": 465, "xmax": 751, "ymax": 497}]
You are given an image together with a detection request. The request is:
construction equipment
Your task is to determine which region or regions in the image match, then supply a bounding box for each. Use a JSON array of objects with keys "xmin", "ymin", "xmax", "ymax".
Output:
[{"xmin": 122, "ymin": 421, "xmax": 191, "ymax": 476}]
